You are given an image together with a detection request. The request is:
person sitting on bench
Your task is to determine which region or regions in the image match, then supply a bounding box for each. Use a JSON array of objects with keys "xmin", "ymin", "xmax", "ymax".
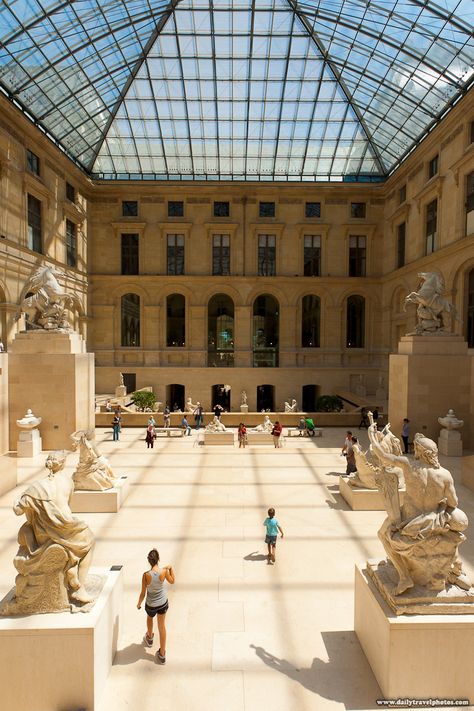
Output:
[{"xmin": 305, "ymin": 418, "xmax": 316, "ymax": 437}]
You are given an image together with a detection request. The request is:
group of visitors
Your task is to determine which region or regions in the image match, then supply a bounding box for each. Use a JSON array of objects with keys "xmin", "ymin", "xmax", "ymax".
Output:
[{"xmin": 297, "ymin": 417, "xmax": 317, "ymax": 436}]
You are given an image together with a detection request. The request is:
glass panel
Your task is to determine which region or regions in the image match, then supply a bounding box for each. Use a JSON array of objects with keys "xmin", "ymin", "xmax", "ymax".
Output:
[
  {"xmin": 253, "ymin": 294, "xmax": 279, "ymax": 367},
  {"xmin": 212, "ymin": 234, "xmax": 230, "ymax": 275},
  {"xmin": 302, "ymin": 294, "xmax": 320, "ymax": 347},
  {"xmin": 258, "ymin": 234, "xmax": 276, "ymax": 276},
  {"xmin": 303, "ymin": 235, "xmax": 321, "ymax": 276},
  {"xmin": 65, "ymin": 218, "xmax": 77, "ymax": 268},
  {"xmin": 167, "ymin": 293, "xmax": 185, "ymax": 346},
  {"xmin": 121, "ymin": 234, "xmax": 139, "ymax": 275},
  {"xmin": 348, "ymin": 235, "xmax": 366, "ymax": 277},
  {"xmin": 346, "ymin": 295, "xmax": 365, "ymax": 348},
  {"xmin": 27, "ymin": 194, "xmax": 42, "ymax": 253},
  {"xmin": 208, "ymin": 293, "xmax": 234, "ymax": 367},
  {"xmin": 121, "ymin": 293, "xmax": 140, "ymax": 347},
  {"xmin": 167, "ymin": 234, "xmax": 185, "ymax": 275}
]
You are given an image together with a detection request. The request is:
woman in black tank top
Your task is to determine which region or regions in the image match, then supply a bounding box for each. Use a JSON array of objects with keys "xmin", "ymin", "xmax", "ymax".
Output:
[{"xmin": 137, "ymin": 548, "xmax": 175, "ymax": 664}]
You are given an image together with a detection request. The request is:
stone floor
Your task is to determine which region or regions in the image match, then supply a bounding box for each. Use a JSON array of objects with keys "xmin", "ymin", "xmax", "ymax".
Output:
[{"xmin": 1, "ymin": 427, "xmax": 474, "ymax": 711}]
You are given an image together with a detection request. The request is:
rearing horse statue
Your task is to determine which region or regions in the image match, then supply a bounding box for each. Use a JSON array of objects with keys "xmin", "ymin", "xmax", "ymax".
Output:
[
  {"xmin": 404, "ymin": 271, "xmax": 458, "ymax": 335},
  {"xmin": 15, "ymin": 265, "xmax": 82, "ymax": 331}
]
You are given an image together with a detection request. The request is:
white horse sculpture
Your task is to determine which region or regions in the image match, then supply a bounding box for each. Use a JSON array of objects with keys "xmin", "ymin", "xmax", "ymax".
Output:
[
  {"xmin": 404, "ymin": 271, "xmax": 458, "ymax": 335},
  {"xmin": 15, "ymin": 265, "xmax": 82, "ymax": 331}
]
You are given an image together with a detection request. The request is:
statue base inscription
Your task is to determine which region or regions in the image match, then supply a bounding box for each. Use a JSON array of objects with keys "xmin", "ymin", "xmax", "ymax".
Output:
[
  {"xmin": 355, "ymin": 563, "xmax": 474, "ymax": 700},
  {"xmin": 0, "ymin": 566, "xmax": 122, "ymax": 711},
  {"xmin": 70, "ymin": 476, "xmax": 130, "ymax": 514},
  {"xmin": 339, "ymin": 477, "xmax": 405, "ymax": 511}
]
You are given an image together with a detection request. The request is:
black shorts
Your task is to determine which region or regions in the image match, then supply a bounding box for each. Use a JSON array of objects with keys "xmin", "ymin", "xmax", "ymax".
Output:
[{"xmin": 145, "ymin": 600, "xmax": 169, "ymax": 617}]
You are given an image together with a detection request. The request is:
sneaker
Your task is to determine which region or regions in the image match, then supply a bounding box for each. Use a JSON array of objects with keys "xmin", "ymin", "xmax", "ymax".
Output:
[
  {"xmin": 155, "ymin": 650, "xmax": 166, "ymax": 665},
  {"xmin": 143, "ymin": 634, "xmax": 154, "ymax": 647}
]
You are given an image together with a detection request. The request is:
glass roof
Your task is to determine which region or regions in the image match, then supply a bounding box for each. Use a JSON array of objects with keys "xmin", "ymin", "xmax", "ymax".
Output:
[{"xmin": 0, "ymin": 0, "xmax": 472, "ymax": 181}]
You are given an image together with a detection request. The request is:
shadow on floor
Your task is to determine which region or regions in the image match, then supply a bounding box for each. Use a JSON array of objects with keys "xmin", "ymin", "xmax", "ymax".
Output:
[
  {"xmin": 112, "ymin": 642, "xmax": 156, "ymax": 665},
  {"xmin": 325, "ymin": 496, "xmax": 351, "ymax": 511},
  {"xmin": 250, "ymin": 630, "xmax": 381, "ymax": 709},
  {"xmin": 243, "ymin": 551, "xmax": 268, "ymax": 561}
]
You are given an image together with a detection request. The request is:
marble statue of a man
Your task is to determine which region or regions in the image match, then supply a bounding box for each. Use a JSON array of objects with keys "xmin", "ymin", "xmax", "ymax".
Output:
[
  {"xmin": 241, "ymin": 390, "xmax": 247, "ymax": 406},
  {"xmin": 3, "ymin": 451, "xmax": 95, "ymax": 614},
  {"xmin": 369, "ymin": 423, "xmax": 470, "ymax": 597}
]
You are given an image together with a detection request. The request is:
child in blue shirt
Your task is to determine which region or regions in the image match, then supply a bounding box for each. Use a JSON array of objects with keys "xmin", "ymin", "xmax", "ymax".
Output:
[{"xmin": 263, "ymin": 507, "xmax": 284, "ymax": 564}]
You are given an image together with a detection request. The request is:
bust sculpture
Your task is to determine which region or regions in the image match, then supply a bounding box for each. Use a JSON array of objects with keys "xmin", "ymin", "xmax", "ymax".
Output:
[
  {"xmin": 14, "ymin": 264, "xmax": 82, "ymax": 331},
  {"xmin": 404, "ymin": 271, "xmax": 458, "ymax": 336},
  {"xmin": 367, "ymin": 422, "xmax": 471, "ymax": 611},
  {"xmin": 2, "ymin": 451, "xmax": 95, "ymax": 614},
  {"xmin": 71, "ymin": 430, "xmax": 118, "ymax": 491}
]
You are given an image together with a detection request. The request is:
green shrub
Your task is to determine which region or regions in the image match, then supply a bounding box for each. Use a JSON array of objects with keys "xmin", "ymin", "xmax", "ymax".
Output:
[
  {"xmin": 130, "ymin": 390, "xmax": 157, "ymax": 412},
  {"xmin": 315, "ymin": 395, "xmax": 343, "ymax": 412}
]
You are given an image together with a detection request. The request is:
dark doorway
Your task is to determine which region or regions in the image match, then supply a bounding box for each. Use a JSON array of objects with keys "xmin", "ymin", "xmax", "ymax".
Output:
[
  {"xmin": 212, "ymin": 384, "xmax": 231, "ymax": 411},
  {"xmin": 257, "ymin": 384, "xmax": 274, "ymax": 411},
  {"xmin": 122, "ymin": 373, "xmax": 136, "ymax": 394},
  {"xmin": 302, "ymin": 384, "xmax": 319, "ymax": 412},
  {"xmin": 167, "ymin": 384, "xmax": 185, "ymax": 411}
]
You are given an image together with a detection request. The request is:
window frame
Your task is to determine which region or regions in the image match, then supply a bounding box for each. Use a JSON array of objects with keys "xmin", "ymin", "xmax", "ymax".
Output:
[
  {"xmin": 167, "ymin": 233, "xmax": 185, "ymax": 275},
  {"xmin": 212, "ymin": 234, "xmax": 231, "ymax": 276},
  {"xmin": 257, "ymin": 234, "xmax": 276, "ymax": 276},
  {"xmin": 348, "ymin": 235, "xmax": 366, "ymax": 277},
  {"xmin": 65, "ymin": 218, "xmax": 77, "ymax": 268},
  {"xmin": 121, "ymin": 233, "xmax": 139, "ymax": 275},
  {"xmin": 303, "ymin": 234, "xmax": 321, "ymax": 277},
  {"xmin": 27, "ymin": 193, "xmax": 42, "ymax": 253},
  {"xmin": 168, "ymin": 201, "xmax": 184, "ymax": 218},
  {"xmin": 122, "ymin": 200, "xmax": 138, "ymax": 217}
]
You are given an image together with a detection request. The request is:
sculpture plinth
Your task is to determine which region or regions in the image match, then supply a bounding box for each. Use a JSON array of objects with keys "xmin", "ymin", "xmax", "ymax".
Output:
[
  {"xmin": 389, "ymin": 335, "xmax": 470, "ymax": 447},
  {"xmin": 8, "ymin": 331, "xmax": 94, "ymax": 450}
]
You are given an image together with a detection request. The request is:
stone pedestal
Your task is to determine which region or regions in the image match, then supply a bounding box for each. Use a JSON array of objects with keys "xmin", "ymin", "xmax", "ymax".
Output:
[
  {"xmin": 339, "ymin": 477, "xmax": 405, "ymax": 511},
  {"xmin": 115, "ymin": 385, "xmax": 127, "ymax": 398},
  {"xmin": 355, "ymin": 564, "xmax": 474, "ymax": 700},
  {"xmin": 17, "ymin": 428, "xmax": 42, "ymax": 458},
  {"xmin": 240, "ymin": 404, "xmax": 249, "ymax": 414},
  {"xmin": 438, "ymin": 428, "xmax": 463, "ymax": 456},
  {"xmin": 0, "ymin": 455, "xmax": 17, "ymax": 496},
  {"xmin": 0, "ymin": 566, "xmax": 122, "ymax": 711},
  {"xmin": 8, "ymin": 331, "xmax": 95, "ymax": 450},
  {"xmin": 461, "ymin": 454, "xmax": 474, "ymax": 492},
  {"xmin": 204, "ymin": 432, "xmax": 235, "ymax": 445},
  {"xmin": 70, "ymin": 476, "xmax": 130, "ymax": 513},
  {"xmin": 247, "ymin": 432, "xmax": 273, "ymax": 444},
  {"xmin": 389, "ymin": 336, "xmax": 470, "ymax": 447}
]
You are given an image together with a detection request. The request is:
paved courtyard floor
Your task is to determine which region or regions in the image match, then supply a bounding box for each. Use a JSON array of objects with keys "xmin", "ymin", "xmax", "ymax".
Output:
[{"xmin": 1, "ymin": 427, "xmax": 474, "ymax": 711}]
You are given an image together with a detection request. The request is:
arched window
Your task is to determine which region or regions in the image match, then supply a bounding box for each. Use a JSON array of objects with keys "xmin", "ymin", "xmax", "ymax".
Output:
[
  {"xmin": 167, "ymin": 294, "xmax": 185, "ymax": 347},
  {"xmin": 208, "ymin": 294, "xmax": 234, "ymax": 366},
  {"xmin": 121, "ymin": 293, "xmax": 140, "ymax": 347},
  {"xmin": 346, "ymin": 295, "xmax": 365, "ymax": 348},
  {"xmin": 301, "ymin": 295, "xmax": 320, "ymax": 347},
  {"xmin": 253, "ymin": 294, "xmax": 279, "ymax": 367},
  {"xmin": 467, "ymin": 268, "xmax": 474, "ymax": 347}
]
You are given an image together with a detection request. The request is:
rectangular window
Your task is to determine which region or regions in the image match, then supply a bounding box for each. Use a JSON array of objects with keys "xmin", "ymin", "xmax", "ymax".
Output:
[
  {"xmin": 214, "ymin": 201, "xmax": 229, "ymax": 217},
  {"xmin": 26, "ymin": 149, "xmax": 40, "ymax": 176},
  {"xmin": 350, "ymin": 202, "xmax": 366, "ymax": 218},
  {"xmin": 258, "ymin": 234, "xmax": 276, "ymax": 276},
  {"xmin": 167, "ymin": 234, "xmax": 185, "ymax": 275},
  {"xmin": 399, "ymin": 185, "xmax": 406, "ymax": 204},
  {"xmin": 65, "ymin": 219, "xmax": 77, "ymax": 268},
  {"xmin": 66, "ymin": 182, "xmax": 75, "ymax": 202},
  {"xmin": 305, "ymin": 202, "xmax": 321, "ymax": 218},
  {"xmin": 27, "ymin": 194, "xmax": 42, "ymax": 252},
  {"xmin": 425, "ymin": 200, "xmax": 437, "ymax": 255},
  {"xmin": 428, "ymin": 155, "xmax": 439, "ymax": 179},
  {"xmin": 467, "ymin": 172, "xmax": 474, "ymax": 236},
  {"xmin": 303, "ymin": 235, "xmax": 321, "ymax": 276},
  {"xmin": 212, "ymin": 234, "xmax": 230, "ymax": 275},
  {"xmin": 168, "ymin": 201, "xmax": 184, "ymax": 217},
  {"xmin": 397, "ymin": 222, "xmax": 406, "ymax": 269},
  {"xmin": 349, "ymin": 235, "xmax": 366, "ymax": 276},
  {"xmin": 121, "ymin": 234, "xmax": 139, "ymax": 275},
  {"xmin": 259, "ymin": 201, "xmax": 275, "ymax": 218},
  {"xmin": 122, "ymin": 201, "xmax": 138, "ymax": 217}
]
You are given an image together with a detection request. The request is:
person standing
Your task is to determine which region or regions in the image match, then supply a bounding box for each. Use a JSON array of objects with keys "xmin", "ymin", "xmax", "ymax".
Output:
[
  {"xmin": 271, "ymin": 421, "xmax": 283, "ymax": 448},
  {"xmin": 358, "ymin": 408, "xmax": 369, "ymax": 429},
  {"xmin": 114, "ymin": 406, "xmax": 122, "ymax": 432},
  {"xmin": 194, "ymin": 402, "xmax": 204, "ymax": 430},
  {"xmin": 345, "ymin": 436, "xmax": 357, "ymax": 476},
  {"xmin": 137, "ymin": 548, "xmax": 175, "ymax": 665},
  {"xmin": 181, "ymin": 415, "xmax": 192, "ymax": 436},
  {"xmin": 112, "ymin": 415, "xmax": 121, "ymax": 441},
  {"xmin": 263, "ymin": 507, "xmax": 284, "ymax": 564},
  {"xmin": 163, "ymin": 405, "xmax": 171, "ymax": 429},
  {"xmin": 238, "ymin": 422, "xmax": 247, "ymax": 448},
  {"xmin": 214, "ymin": 403, "xmax": 224, "ymax": 420},
  {"xmin": 145, "ymin": 425, "xmax": 154, "ymax": 449},
  {"xmin": 401, "ymin": 418, "xmax": 410, "ymax": 454}
]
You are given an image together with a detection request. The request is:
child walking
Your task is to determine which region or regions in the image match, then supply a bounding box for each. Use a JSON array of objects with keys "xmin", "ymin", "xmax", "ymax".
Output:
[
  {"xmin": 263, "ymin": 507, "xmax": 284, "ymax": 564},
  {"xmin": 137, "ymin": 548, "xmax": 175, "ymax": 664}
]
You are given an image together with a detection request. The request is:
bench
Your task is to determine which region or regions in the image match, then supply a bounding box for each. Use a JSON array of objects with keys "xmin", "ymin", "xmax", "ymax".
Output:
[
  {"xmin": 154, "ymin": 427, "xmax": 184, "ymax": 438},
  {"xmin": 287, "ymin": 427, "xmax": 323, "ymax": 437}
]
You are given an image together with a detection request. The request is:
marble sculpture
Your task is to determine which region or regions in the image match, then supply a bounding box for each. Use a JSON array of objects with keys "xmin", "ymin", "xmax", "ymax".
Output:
[
  {"xmin": 348, "ymin": 421, "xmax": 404, "ymax": 490},
  {"xmin": 185, "ymin": 397, "xmax": 198, "ymax": 413},
  {"xmin": 71, "ymin": 430, "xmax": 118, "ymax": 491},
  {"xmin": 438, "ymin": 409, "xmax": 464, "ymax": 430},
  {"xmin": 2, "ymin": 451, "xmax": 95, "ymax": 615},
  {"xmin": 205, "ymin": 416, "xmax": 227, "ymax": 432},
  {"xmin": 366, "ymin": 421, "xmax": 473, "ymax": 614},
  {"xmin": 15, "ymin": 264, "xmax": 82, "ymax": 331},
  {"xmin": 241, "ymin": 390, "xmax": 247, "ymax": 405},
  {"xmin": 252, "ymin": 415, "xmax": 274, "ymax": 433},
  {"xmin": 16, "ymin": 408, "xmax": 42, "ymax": 430},
  {"xmin": 284, "ymin": 399, "xmax": 298, "ymax": 413},
  {"xmin": 404, "ymin": 271, "xmax": 458, "ymax": 336}
]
